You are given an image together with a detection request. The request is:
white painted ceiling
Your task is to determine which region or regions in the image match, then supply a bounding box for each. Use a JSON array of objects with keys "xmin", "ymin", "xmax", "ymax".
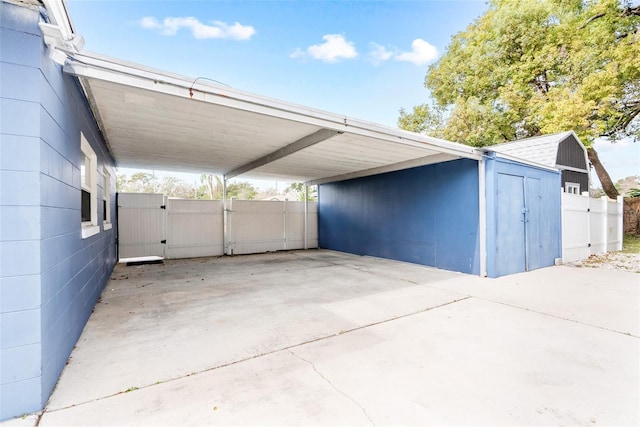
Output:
[{"xmin": 65, "ymin": 52, "xmax": 481, "ymax": 183}]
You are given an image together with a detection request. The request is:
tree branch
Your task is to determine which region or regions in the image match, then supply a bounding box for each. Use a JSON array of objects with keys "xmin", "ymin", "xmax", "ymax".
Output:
[
  {"xmin": 580, "ymin": 5, "xmax": 640, "ymax": 30},
  {"xmin": 602, "ymin": 105, "xmax": 640, "ymax": 137},
  {"xmin": 616, "ymin": 106, "xmax": 640, "ymax": 131},
  {"xmin": 622, "ymin": 5, "xmax": 640, "ymax": 17},
  {"xmin": 580, "ymin": 12, "xmax": 605, "ymax": 29},
  {"xmin": 616, "ymin": 26, "xmax": 639, "ymax": 41}
]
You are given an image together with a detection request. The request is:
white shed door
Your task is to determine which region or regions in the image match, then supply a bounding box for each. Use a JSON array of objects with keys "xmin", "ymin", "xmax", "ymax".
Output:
[{"xmin": 117, "ymin": 193, "xmax": 166, "ymax": 259}]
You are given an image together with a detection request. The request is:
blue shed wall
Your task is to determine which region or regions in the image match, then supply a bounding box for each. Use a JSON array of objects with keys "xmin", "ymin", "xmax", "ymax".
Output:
[
  {"xmin": 484, "ymin": 155, "xmax": 561, "ymax": 278},
  {"xmin": 318, "ymin": 159, "xmax": 480, "ymax": 274},
  {"xmin": 0, "ymin": 2, "xmax": 117, "ymax": 420}
]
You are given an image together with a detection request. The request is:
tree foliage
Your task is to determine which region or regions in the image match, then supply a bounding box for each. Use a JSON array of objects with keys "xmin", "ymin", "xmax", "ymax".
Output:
[
  {"xmin": 284, "ymin": 182, "xmax": 318, "ymax": 201},
  {"xmin": 399, "ymin": 0, "xmax": 640, "ymax": 198},
  {"xmin": 117, "ymin": 173, "xmax": 258, "ymax": 200},
  {"xmin": 615, "ymin": 175, "xmax": 640, "ymax": 196},
  {"xmin": 200, "ymin": 174, "xmax": 223, "ymax": 199},
  {"xmin": 226, "ymin": 182, "xmax": 257, "ymax": 200}
]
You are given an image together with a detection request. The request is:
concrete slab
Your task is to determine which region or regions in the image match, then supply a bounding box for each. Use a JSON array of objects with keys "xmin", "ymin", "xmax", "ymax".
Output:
[
  {"xmin": 44, "ymin": 251, "xmax": 466, "ymax": 411},
  {"xmin": 40, "ymin": 290, "xmax": 639, "ymax": 426},
  {"xmin": 291, "ymin": 297, "xmax": 639, "ymax": 425},
  {"xmin": 428, "ymin": 265, "xmax": 640, "ymax": 337},
  {"xmin": 5, "ymin": 250, "xmax": 638, "ymax": 425},
  {"xmin": 40, "ymin": 350, "xmax": 371, "ymax": 426}
]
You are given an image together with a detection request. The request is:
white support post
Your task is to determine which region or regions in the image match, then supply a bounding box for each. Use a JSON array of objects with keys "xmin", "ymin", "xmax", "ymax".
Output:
[
  {"xmin": 586, "ymin": 193, "xmax": 591, "ymax": 257},
  {"xmin": 478, "ymin": 158, "xmax": 487, "ymax": 277},
  {"xmin": 617, "ymin": 195, "xmax": 624, "ymax": 251},
  {"xmin": 560, "ymin": 188, "xmax": 565, "ymax": 263},
  {"xmin": 601, "ymin": 195, "xmax": 608, "ymax": 256},
  {"xmin": 304, "ymin": 184, "xmax": 309, "ymax": 250},
  {"xmin": 228, "ymin": 198, "xmax": 234, "ymax": 255},
  {"xmin": 223, "ymin": 177, "xmax": 228, "ymax": 255},
  {"xmin": 162, "ymin": 195, "xmax": 168, "ymax": 259},
  {"xmin": 283, "ymin": 198, "xmax": 287, "ymax": 250}
]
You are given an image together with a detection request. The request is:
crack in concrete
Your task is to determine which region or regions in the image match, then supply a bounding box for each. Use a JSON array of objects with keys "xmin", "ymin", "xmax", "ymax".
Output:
[
  {"xmin": 474, "ymin": 297, "xmax": 640, "ymax": 339},
  {"xmin": 42, "ymin": 296, "xmax": 471, "ymax": 415},
  {"xmin": 287, "ymin": 349, "xmax": 375, "ymax": 426}
]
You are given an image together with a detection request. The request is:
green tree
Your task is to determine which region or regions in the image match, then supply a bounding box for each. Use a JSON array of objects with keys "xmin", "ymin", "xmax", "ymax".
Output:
[
  {"xmin": 199, "ymin": 174, "xmax": 223, "ymax": 199},
  {"xmin": 226, "ymin": 182, "xmax": 257, "ymax": 200},
  {"xmin": 159, "ymin": 176, "xmax": 196, "ymax": 199},
  {"xmin": 400, "ymin": 0, "xmax": 640, "ymax": 199},
  {"xmin": 117, "ymin": 172, "xmax": 159, "ymax": 193},
  {"xmin": 115, "ymin": 174, "xmax": 128, "ymax": 193},
  {"xmin": 285, "ymin": 182, "xmax": 318, "ymax": 201},
  {"xmin": 615, "ymin": 175, "xmax": 640, "ymax": 196}
]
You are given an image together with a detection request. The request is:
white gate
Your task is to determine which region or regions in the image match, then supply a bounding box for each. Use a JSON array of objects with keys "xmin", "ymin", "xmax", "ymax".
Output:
[
  {"xmin": 165, "ymin": 199, "xmax": 224, "ymax": 258},
  {"xmin": 117, "ymin": 193, "xmax": 166, "ymax": 259}
]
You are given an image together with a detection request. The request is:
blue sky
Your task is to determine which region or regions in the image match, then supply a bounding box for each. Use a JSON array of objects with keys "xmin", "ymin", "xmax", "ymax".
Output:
[{"xmin": 66, "ymin": 0, "xmax": 638, "ymax": 187}]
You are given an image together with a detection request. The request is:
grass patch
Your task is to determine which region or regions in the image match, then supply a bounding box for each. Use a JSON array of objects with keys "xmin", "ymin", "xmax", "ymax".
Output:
[{"xmin": 622, "ymin": 234, "xmax": 640, "ymax": 254}]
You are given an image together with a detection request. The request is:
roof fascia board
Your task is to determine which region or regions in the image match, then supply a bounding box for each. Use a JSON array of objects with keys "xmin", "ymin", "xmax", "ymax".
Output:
[
  {"xmin": 225, "ymin": 129, "xmax": 342, "ymax": 180},
  {"xmin": 490, "ymin": 131, "xmax": 573, "ymax": 148},
  {"xmin": 486, "ymin": 151, "xmax": 560, "ymax": 172},
  {"xmin": 64, "ymin": 53, "xmax": 358, "ymax": 128},
  {"xmin": 308, "ymin": 153, "xmax": 461, "ymax": 185},
  {"xmin": 41, "ymin": 0, "xmax": 74, "ymax": 37},
  {"xmin": 64, "ymin": 52, "xmax": 483, "ymax": 161},
  {"xmin": 557, "ymin": 165, "xmax": 589, "ymax": 174}
]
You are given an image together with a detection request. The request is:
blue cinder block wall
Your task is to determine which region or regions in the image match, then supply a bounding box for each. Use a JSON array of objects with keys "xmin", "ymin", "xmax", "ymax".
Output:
[
  {"xmin": 0, "ymin": 2, "xmax": 117, "ymax": 420},
  {"xmin": 484, "ymin": 155, "xmax": 561, "ymax": 278},
  {"xmin": 318, "ymin": 159, "xmax": 480, "ymax": 274}
]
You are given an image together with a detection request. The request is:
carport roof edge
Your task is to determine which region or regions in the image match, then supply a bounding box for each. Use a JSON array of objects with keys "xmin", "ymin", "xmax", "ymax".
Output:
[{"xmin": 64, "ymin": 51, "xmax": 483, "ymax": 183}]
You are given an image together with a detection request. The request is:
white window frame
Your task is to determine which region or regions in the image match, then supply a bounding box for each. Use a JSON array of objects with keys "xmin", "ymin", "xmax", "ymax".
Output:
[
  {"xmin": 103, "ymin": 167, "xmax": 112, "ymax": 230},
  {"xmin": 565, "ymin": 182, "xmax": 580, "ymax": 195},
  {"xmin": 81, "ymin": 134, "xmax": 99, "ymax": 238}
]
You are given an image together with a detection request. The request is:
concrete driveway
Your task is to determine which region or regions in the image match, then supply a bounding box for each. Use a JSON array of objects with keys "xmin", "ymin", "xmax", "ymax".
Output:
[{"xmin": 7, "ymin": 250, "xmax": 640, "ymax": 426}]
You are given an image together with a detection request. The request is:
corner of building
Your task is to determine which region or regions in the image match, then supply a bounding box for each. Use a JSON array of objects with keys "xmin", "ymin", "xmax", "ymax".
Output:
[{"xmin": 0, "ymin": 1, "xmax": 117, "ymax": 420}]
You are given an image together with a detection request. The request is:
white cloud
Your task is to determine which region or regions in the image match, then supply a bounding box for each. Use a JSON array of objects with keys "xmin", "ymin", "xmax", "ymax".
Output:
[
  {"xmin": 291, "ymin": 34, "xmax": 358, "ymax": 63},
  {"xmin": 593, "ymin": 137, "xmax": 630, "ymax": 153},
  {"xmin": 139, "ymin": 16, "xmax": 162, "ymax": 30},
  {"xmin": 289, "ymin": 48, "xmax": 305, "ymax": 60},
  {"xmin": 139, "ymin": 16, "xmax": 256, "ymax": 40},
  {"xmin": 395, "ymin": 38, "xmax": 439, "ymax": 65},
  {"xmin": 368, "ymin": 43, "xmax": 393, "ymax": 65}
]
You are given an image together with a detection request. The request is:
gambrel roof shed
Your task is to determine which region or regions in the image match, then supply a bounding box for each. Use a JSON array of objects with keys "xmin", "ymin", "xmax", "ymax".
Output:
[{"xmin": 487, "ymin": 131, "xmax": 590, "ymax": 193}]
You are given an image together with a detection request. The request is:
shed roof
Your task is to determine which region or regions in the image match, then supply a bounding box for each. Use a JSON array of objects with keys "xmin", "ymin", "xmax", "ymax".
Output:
[
  {"xmin": 487, "ymin": 131, "xmax": 578, "ymax": 168},
  {"xmin": 63, "ymin": 52, "xmax": 482, "ymax": 184}
]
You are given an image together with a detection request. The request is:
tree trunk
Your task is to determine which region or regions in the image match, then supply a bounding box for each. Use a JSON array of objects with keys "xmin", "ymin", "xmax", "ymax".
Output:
[{"xmin": 587, "ymin": 146, "xmax": 619, "ymax": 199}]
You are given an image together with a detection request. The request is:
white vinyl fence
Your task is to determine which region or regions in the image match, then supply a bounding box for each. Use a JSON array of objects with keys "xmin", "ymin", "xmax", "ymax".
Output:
[
  {"xmin": 117, "ymin": 194, "xmax": 318, "ymax": 260},
  {"xmin": 227, "ymin": 199, "xmax": 318, "ymax": 255},
  {"xmin": 561, "ymin": 193, "xmax": 623, "ymax": 263}
]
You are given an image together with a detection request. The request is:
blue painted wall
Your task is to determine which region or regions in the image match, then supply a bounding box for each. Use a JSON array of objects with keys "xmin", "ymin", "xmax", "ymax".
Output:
[
  {"xmin": 319, "ymin": 159, "xmax": 480, "ymax": 274},
  {"xmin": 484, "ymin": 155, "xmax": 561, "ymax": 278},
  {"xmin": 0, "ymin": 3, "xmax": 117, "ymax": 420}
]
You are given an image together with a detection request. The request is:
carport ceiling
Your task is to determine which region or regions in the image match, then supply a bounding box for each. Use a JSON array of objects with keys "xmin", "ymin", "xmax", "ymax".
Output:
[{"xmin": 64, "ymin": 52, "xmax": 482, "ymax": 183}]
